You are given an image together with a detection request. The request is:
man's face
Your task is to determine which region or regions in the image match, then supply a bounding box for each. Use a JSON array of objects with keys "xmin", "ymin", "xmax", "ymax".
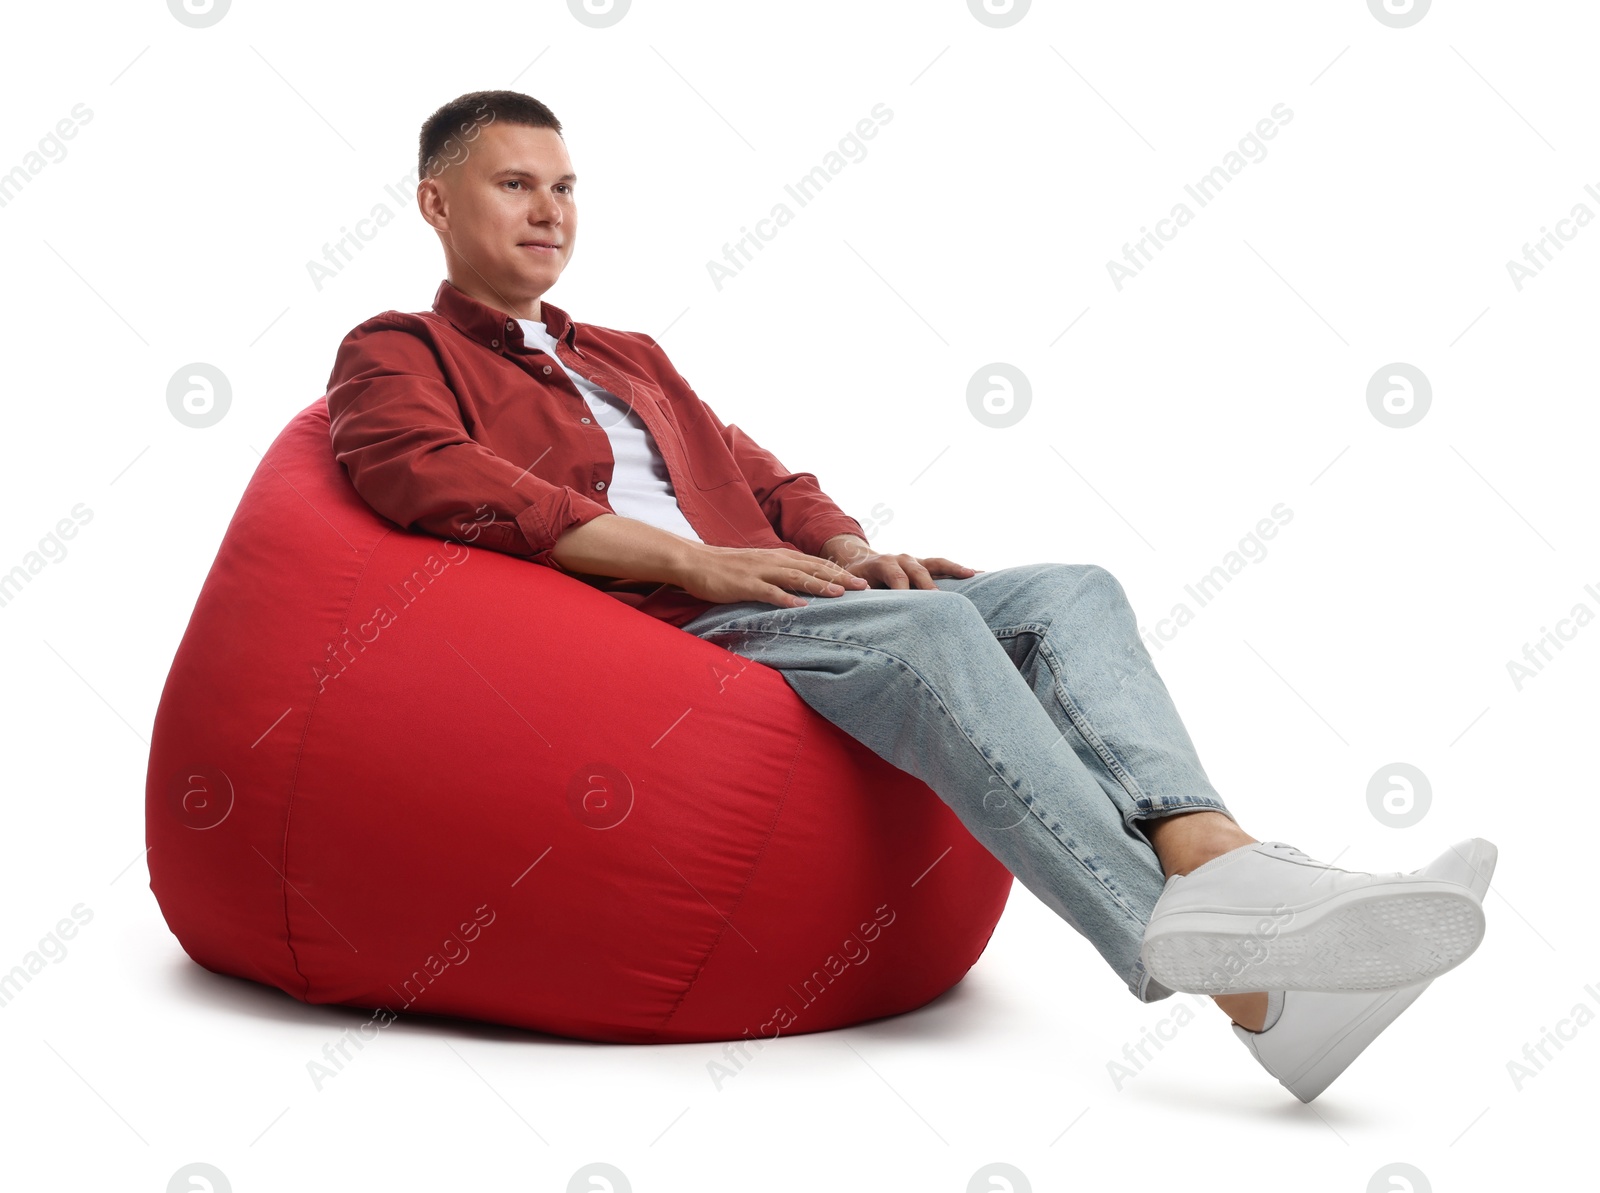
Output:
[{"xmin": 422, "ymin": 122, "xmax": 577, "ymax": 309}]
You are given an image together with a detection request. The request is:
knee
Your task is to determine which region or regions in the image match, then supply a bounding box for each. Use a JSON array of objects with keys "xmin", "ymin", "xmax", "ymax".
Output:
[
  {"xmin": 883, "ymin": 588, "xmax": 988, "ymax": 647},
  {"xmin": 1037, "ymin": 562, "xmax": 1129, "ymax": 605},
  {"xmin": 1023, "ymin": 564, "xmax": 1138, "ymax": 630},
  {"xmin": 905, "ymin": 587, "xmax": 984, "ymax": 627}
]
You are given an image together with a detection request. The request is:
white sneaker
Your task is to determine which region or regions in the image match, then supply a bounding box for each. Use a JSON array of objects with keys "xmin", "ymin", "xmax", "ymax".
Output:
[
  {"xmin": 1140, "ymin": 839, "xmax": 1485, "ymax": 995},
  {"xmin": 1231, "ymin": 838, "xmax": 1497, "ymax": 1102}
]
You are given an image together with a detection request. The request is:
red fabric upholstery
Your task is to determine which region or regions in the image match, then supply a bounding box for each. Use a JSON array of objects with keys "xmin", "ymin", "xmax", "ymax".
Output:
[{"xmin": 144, "ymin": 398, "xmax": 1011, "ymax": 1043}]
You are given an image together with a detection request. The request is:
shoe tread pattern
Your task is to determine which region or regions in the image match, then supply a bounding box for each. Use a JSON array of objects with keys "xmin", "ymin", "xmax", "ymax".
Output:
[{"xmin": 1145, "ymin": 893, "xmax": 1482, "ymax": 994}]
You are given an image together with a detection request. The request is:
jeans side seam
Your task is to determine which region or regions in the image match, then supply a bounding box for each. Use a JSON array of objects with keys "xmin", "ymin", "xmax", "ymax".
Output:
[
  {"xmin": 1013, "ymin": 629, "xmax": 1232, "ymax": 831},
  {"xmin": 1022, "ymin": 630, "xmax": 1150, "ymax": 805}
]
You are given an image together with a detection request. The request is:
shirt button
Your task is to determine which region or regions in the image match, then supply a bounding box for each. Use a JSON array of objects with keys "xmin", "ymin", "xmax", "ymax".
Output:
[
  {"xmin": 505, "ymin": 320, "xmax": 514, "ymax": 329},
  {"xmin": 543, "ymin": 365, "xmax": 553, "ymax": 374},
  {"xmin": 595, "ymin": 481, "xmax": 606, "ymax": 490},
  {"xmin": 490, "ymin": 339, "xmax": 499, "ymax": 347},
  {"xmin": 580, "ymin": 417, "xmax": 591, "ymax": 424}
]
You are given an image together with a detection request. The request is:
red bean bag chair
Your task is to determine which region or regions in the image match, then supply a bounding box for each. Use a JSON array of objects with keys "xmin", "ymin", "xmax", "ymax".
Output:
[{"xmin": 144, "ymin": 397, "xmax": 1012, "ymax": 1043}]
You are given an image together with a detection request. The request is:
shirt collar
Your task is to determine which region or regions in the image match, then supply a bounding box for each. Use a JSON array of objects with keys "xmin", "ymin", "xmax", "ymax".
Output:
[{"xmin": 432, "ymin": 277, "xmax": 584, "ymax": 357}]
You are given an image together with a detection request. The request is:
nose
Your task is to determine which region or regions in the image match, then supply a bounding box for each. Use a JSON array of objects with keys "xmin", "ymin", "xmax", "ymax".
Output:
[{"xmin": 528, "ymin": 191, "xmax": 563, "ymax": 226}]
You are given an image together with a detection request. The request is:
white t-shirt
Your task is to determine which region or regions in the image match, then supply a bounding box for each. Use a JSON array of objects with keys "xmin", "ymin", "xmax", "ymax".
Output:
[{"xmin": 517, "ymin": 318, "xmax": 703, "ymax": 545}]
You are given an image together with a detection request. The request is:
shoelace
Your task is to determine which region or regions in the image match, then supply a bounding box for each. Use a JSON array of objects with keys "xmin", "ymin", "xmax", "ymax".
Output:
[{"xmin": 1262, "ymin": 840, "xmax": 1412, "ymax": 878}]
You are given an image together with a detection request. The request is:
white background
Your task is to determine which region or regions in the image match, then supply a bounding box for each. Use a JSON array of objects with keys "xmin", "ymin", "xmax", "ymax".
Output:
[{"xmin": 1, "ymin": 1, "xmax": 1594, "ymax": 1189}]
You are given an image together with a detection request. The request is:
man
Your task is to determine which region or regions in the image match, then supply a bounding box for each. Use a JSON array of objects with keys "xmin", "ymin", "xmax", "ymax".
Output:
[{"xmin": 323, "ymin": 90, "xmax": 1494, "ymax": 1101}]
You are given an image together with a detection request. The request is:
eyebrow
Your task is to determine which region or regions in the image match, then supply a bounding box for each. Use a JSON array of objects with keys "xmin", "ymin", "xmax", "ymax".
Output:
[{"xmin": 494, "ymin": 169, "xmax": 577, "ymax": 183}]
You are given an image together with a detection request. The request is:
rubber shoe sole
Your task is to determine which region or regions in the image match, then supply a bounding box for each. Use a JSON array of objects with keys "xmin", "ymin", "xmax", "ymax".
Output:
[{"xmin": 1142, "ymin": 880, "xmax": 1484, "ymax": 995}]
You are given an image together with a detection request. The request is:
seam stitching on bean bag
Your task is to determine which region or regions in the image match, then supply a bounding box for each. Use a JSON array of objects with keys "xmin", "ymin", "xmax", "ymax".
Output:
[
  {"xmin": 276, "ymin": 435, "xmax": 393, "ymax": 1000},
  {"xmin": 653, "ymin": 712, "xmax": 809, "ymax": 1039}
]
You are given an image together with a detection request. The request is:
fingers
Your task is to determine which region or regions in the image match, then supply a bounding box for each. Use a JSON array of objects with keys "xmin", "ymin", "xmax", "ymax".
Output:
[
  {"xmin": 782, "ymin": 568, "xmax": 846, "ymax": 596},
  {"xmin": 869, "ymin": 560, "xmax": 909, "ymax": 589},
  {"xmin": 758, "ymin": 567, "xmax": 840, "ymax": 607},
  {"xmin": 901, "ymin": 556, "xmax": 939, "ymax": 589},
  {"xmin": 765, "ymin": 584, "xmax": 808, "ymax": 607},
  {"xmin": 922, "ymin": 556, "xmax": 979, "ymax": 576},
  {"xmin": 867, "ymin": 555, "xmax": 976, "ymax": 589},
  {"xmin": 754, "ymin": 551, "xmax": 975, "ymax": 606},
  {"xmin": 867, "ymin": 553, "xmax": 931, "ymax": 589}
]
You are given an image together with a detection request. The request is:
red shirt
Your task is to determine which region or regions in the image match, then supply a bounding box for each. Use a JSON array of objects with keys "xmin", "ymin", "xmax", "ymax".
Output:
[{"xmin": 323, "ymin": 279, "xmax": 868, "ymax": 628}]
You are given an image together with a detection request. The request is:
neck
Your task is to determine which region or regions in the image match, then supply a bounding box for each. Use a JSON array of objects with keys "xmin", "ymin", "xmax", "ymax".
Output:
[{"xmin": 445, "ymin": 273, "xmax": 543, "ymax": 324}]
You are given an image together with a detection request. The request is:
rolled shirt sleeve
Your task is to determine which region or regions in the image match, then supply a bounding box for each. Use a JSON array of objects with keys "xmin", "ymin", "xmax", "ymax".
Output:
[{"xmin": 324, "ymin": 321, "xmax": 613, "ymax": 571}]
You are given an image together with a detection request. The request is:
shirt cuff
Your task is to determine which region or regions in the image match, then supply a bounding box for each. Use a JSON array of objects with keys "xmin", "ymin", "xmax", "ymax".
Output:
[
  {"xmin": 514, "ymin": 488, "xmax": 615, "ymax": 570},
  {"xmin": 786, "ymin": 515, "xmax": 870, "ymax": 559}
]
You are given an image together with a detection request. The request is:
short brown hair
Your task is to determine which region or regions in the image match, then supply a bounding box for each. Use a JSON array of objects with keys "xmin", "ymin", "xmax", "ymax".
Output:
[{"xmin": 417, "ymin": 91, "xmax": 563, "ymax": 183}]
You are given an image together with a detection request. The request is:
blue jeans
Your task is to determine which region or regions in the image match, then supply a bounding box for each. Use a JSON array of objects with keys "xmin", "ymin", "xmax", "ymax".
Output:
[{"xmin": 677, "ymin": 561, "xmax": 1237, "ymax": 1003}]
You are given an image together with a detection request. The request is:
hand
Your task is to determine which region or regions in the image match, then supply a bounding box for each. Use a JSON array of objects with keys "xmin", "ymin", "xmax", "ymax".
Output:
[
  {"xmin": 821, "ymin": 535, "xmax": 981, "ymax": 590},
  {"xmin": 673, "ymin": 543, "xmax": 870, "ymax": 608},
  {"xmin": 842, "ymin": 552, "xmax": 980, "ymax": 589}
]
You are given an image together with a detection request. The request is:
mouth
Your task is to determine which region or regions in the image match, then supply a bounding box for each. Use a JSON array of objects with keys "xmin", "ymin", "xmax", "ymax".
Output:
[{"xmin": 519, "ymin": 242, "xmax": 560, "ymax": 254}]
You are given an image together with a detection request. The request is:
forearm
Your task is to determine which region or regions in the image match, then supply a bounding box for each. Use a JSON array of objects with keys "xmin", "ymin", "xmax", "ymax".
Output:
[{"xmin": 548, "ymin": 513, "xmax": 703, "ymax": 585}]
